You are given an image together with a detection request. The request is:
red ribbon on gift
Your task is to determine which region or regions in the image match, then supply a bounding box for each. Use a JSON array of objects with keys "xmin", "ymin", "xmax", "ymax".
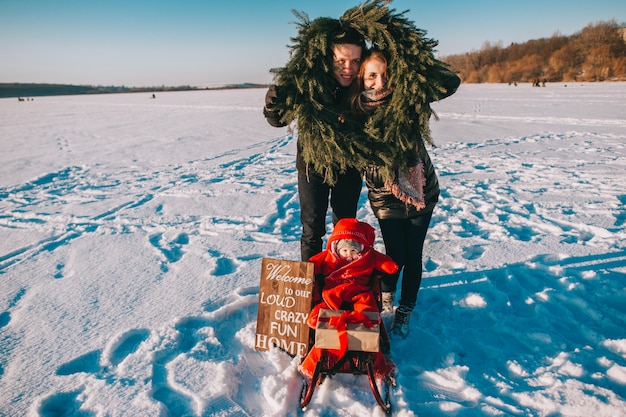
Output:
[{"xmin": 327, "ymin": 310, "xmax": 375, "ymax": 354}]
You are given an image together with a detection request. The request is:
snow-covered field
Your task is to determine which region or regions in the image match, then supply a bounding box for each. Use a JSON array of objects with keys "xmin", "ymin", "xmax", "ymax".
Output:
[{"xmin": 1, "ymin": 83, "xmax": 625, "ymax": 417}]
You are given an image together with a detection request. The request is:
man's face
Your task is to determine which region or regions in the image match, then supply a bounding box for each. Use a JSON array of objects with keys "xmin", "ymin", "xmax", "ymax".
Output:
[{"xmin": 332, "ymin": 44, "xmax": 362, "ymax": 87}]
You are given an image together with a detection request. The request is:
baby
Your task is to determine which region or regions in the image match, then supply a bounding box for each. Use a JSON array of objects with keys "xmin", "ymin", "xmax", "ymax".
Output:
[{"xmin": 306, "ymin": 218, "xmax": 398, "ymax": 328}]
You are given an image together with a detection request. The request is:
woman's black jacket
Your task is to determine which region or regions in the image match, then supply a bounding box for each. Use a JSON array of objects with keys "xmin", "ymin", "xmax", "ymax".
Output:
[{"xmin": 365, "ymin": 150, "xmax": 440, "ymax": 220}]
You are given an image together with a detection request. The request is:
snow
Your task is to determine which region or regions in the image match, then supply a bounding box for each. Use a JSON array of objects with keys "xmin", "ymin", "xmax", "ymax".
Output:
[{"xmin": 1, "ymin": 82, "xmax": 625, "ymax": 417}]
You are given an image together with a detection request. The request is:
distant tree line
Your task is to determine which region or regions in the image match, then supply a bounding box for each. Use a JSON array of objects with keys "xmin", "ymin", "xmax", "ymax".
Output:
[
  {"xmin": 443, "ymin": 20, "xmax": 626, "ymax": 83},
  {"xmin": 0, "ymin": 83, "xmax": 269, "ymax": 99}
]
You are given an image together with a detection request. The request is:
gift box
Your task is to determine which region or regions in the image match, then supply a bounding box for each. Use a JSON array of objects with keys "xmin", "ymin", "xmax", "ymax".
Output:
[{"xmin": 315, "ymin": 309, "xmax": 380, "ymax": 352}]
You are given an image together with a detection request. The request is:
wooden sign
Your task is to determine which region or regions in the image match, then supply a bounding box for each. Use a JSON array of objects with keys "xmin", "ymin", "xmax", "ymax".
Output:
[{"xmin": 255, "ymin": 258, "xmax": 314, "ymax": 357}]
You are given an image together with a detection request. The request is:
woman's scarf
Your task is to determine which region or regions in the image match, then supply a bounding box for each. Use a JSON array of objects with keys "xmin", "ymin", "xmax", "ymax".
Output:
[
  {"xmin": 359, "ymin": 87, "xmax": 392, "ymax": 113},
  {"xmin": 384, "ymin": 157, "xmax": 427, "ymax": 211},
  {"xmin": 362, "ymin": 88, "xmax": 427, "ymax": 211}
]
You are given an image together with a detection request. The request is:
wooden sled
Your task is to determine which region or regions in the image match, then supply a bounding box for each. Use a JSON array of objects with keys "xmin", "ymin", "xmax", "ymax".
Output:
[{"xmin": 299, "ymin": 274, "xmax": 396, "ymax": 414}]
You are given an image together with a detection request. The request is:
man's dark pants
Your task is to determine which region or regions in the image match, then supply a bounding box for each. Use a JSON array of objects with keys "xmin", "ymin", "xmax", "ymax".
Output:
[{"xmin": 298, "ymin": 168, "xmax": 362, "ymax": 261}]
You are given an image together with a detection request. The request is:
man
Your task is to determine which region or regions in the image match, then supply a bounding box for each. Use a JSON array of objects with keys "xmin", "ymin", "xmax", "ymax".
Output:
[{"xmin": 263, "ymin": 22, "xmax": 365, "ymax": 261}]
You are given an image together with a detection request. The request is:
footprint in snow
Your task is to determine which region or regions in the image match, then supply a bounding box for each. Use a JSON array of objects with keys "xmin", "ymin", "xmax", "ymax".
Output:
[
  {"xmin": 45, "ymin": 288, "xmax": 259, "ymax": 417},
  {"xmin": 39, "ymin": 391, "xmax": 93, "ymax": 417},
  {"xmin": 106, "ymin": 328, "xmax": 151, "ymax": 367},
  {"xmin": 56, "ymin": 350, "xmax": 103, "ymax": 376},
  {"xmin": 207, "ymin": 248, "xmax": 239, "ymax": 276},
  {"xmin": 149, "ymin": 232, "xmax": 189, "ymax": 273},
  {"xmin": 462, "ymin": 245, "xmax": 485, "ymax": 260}
]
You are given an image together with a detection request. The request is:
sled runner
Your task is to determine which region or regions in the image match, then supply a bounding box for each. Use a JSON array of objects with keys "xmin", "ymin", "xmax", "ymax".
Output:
[{"xmin": 299, "ymin": 273, "xmax": 395, "ymax": 414}]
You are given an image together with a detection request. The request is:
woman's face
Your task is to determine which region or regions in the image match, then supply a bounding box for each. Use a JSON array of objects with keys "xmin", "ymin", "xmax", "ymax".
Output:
[{"xmin": 362, "ymin": 59, "xmax": 387, "ymax": 90}]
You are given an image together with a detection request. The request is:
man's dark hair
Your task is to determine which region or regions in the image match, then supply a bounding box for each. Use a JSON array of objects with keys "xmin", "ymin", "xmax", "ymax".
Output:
[{"xmin": 330, "ymin": 27, "xmax": 366, "ymax": 49}]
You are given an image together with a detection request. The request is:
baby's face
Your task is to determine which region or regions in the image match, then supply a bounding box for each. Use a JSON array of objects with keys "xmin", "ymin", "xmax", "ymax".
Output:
[{"xmin": 338, "ymin": 247, "xmax": 360, "ymax": 262}]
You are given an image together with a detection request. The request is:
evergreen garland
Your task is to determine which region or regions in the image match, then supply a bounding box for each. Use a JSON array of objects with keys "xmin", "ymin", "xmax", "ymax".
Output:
[{"xmin": 269, "ymin": 0, "xmax": 457, "ymax": 185}]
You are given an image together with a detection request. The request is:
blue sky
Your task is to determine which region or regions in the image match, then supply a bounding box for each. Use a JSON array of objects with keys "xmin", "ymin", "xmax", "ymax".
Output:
[{"xmin": 1, "ymin": 0, "xmax": 624, "ymax": 86}]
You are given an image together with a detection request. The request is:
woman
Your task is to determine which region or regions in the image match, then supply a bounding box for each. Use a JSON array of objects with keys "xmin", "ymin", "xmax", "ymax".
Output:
[{"xmin": 353, "ymin": 50, "xmax": 459, "ymax": 338}]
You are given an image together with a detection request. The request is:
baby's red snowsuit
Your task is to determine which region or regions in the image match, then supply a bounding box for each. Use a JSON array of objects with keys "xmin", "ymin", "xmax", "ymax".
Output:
[
  {"xmin": 300, "ymin": 218, "xmax": 398, "ymax": 380},
  {"xmin": 306, "ymin": 218, "xmax": 399, "ymax": 329}
]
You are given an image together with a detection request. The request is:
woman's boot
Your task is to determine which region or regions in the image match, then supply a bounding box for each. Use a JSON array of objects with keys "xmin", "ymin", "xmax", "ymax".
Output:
[{"xmin": 389, "ymin": 305, "xmax": 413, "ymax": 339}]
